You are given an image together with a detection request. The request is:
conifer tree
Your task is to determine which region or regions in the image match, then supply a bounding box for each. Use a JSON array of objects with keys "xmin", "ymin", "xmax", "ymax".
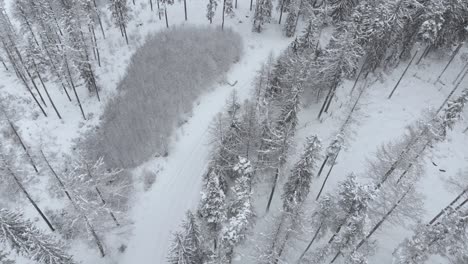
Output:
[
  {"xmin": 210, "ymin": 92, "xmax": 244, "ymax": 179},
  {"xmin": 430, "ymin": 0, "xmax": 468, "ymax": 49},
  {"xmin": 179, "ymin": 0, "xmax": 188, "ymax": 20},
  {"xmin": 0, "ymin": 209, "xmax": 76, "ymax": 264},
  {"xmin": 224, "ymin": 0, "xmax": 234, "ymax": 16},
  {"xmin": 199, "ymin": 169, "xmax": 227, "ymax": 250},
  {"xmin": 109, "ymin": 0, "xmax": 130, "ymax": 44},
  {"xmin": 252, "ymin": 0, "xmax": 272, "ymax": 33},
  {"xmin": 394, "ymin": 168, "xmax": 468, "ymax": 264},
  {"xmin": 283, "ymin": 16, "xmax": 296, "ymax": 39},
  {"xmin": 161, "ymin": 0, "xmax": 175, "ymax": 28},
  {"xmin": 277, "ymin": 0, "xmax": 292, "ymax": 24},
  {"xmin": 221, "ymin": 157, "xmax": 254, "ymax": 262},
  {"xmin": 317, "ymin": 134, "xmax": 343, "ymax": 178},
  {"xmin": 440, "ymin": 89, "xmax": 468, "ymax": 133},
  {"xmin": 283, "ymin": 0, "xmax": 299, "ymax": 37},
  {"xmin": 282, "ymin": 135, "xmax": 322, "ymax": 213},
  {"xmin": 328, "ymin": 0, "xmax": 359, "ymax": 22},
  {"xmin": 296, "ymin": 14, "xmax": 324, "ymax": 54},
  {"xmin": 394, "ymin": 207, "xmax": 468, "ymax": 264},
  {"xmin": 168, "ymin": 211, "xmax": 204, "ymax": 264},
  {"xmin": 42, "ymin": 152, "xmax": 107, "ymax": 257},
  {"xmin": 58, "ymin": 156, "xmax": 126, "ymax": 228},
  {"xmin": 206, "ymin": 0, "xmax": 218, "ymax": 24},
  {"xmin": 305, "ymin": 174, "xmax": 375, "ymax": 264},
  {"xmin": 315, "ymin": 28, "xmax": 363, "ymax": 118}
]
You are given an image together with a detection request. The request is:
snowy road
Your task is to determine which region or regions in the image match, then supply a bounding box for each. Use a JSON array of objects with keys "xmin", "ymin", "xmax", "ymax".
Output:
[{"xmin": 119, "ymin": 27, "xmax": 290, "ymax": 264}]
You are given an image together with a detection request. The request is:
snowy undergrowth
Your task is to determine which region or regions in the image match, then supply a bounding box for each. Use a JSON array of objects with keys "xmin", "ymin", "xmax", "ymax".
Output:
[{"xmin": 83, "ymin": 26, "xmax": 243, "ymax": 168}]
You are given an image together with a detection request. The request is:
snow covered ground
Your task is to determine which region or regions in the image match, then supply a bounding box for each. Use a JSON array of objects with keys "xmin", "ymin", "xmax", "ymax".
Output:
[
  {"xmin": 1, "ymin": 0, "xmax": 291, "ymax": 263},
  {"xmin": 0, "ymin": 0, "xmax": 466, "ymax": 264},
  {"xmin": 118, "ymin": 23, "xmax": 291, "ymax": 264},
  {"xmin": 233, "ymin": 48, "xmax": 468, "ymax": 263}
]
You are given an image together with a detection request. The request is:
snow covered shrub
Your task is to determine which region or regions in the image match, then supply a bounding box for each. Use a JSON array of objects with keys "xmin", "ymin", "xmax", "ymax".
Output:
[
  {"xmin": 142, "ymin": 168, "xmax": 158, "ymax": 191},
  {"xmin": 84, "ymin": 26, "xmax": 243, "ymax": 168}
]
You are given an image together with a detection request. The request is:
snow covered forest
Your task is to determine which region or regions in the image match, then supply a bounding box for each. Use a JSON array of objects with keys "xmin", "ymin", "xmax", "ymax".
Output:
[{"xmin": 0, "ymin": 0, "xmax": 467, "ymax": 263}]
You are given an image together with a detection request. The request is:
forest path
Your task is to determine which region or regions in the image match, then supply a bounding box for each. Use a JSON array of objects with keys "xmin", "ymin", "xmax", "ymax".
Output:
[{"xmin": 118, "ymin": 27, "xmax": 291, "ymax": 264}]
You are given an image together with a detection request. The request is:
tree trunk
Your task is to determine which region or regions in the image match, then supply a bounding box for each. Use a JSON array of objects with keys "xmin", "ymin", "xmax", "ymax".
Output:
[
  {"xmin": 64, "ymin": 56, "xmax": 86, "ymax": 120},
  {"xmin": 89, "ymin": 64, "xmax": 100, "ymax": 101},
  {"xmin": 317, "ymin": 156, "xmax": 329, "ymax": 178},
  {"xmin": 250, "ymin": 0, "xmax": 253, "ymax": 11},
  {"xmin": 2, "ymin": 41, "xmax": 21, "ymax": 79},
  {"xmin": 94, "ymin": 28, "xmax": 101, "ymax": 67},
  {"xmin": 34, "ymin": 63, "xmax": 62, "ymax": 119},
  {"xmin": 93, "ymin": 0, "xmax": 106, "ymax": 39},
  {"xmin": 222, "ymin": 0, "xmax": 226, "ymax": 30},
  {"xmin": 292, "ymin": 0, "xmax": 303, "ymax": 36},
  {"xmin": 275, "ymin": 225, "xmax": 292, "ymax": 264},
  {"xmin": 18, "ymin": 9, "xmax": 40, "ymax": 47},
  {"xmin": 90, "ymin": 34, "xmax": 97, "ymax": 61},
  {"xmin": 433, "ymin": 42, "xmax": 464, "ymax": 85},
  {"xmin": 0, "ymin": 56, "xmax": 8, "ymax": 71},
  {"xmin": 454, "ymin": 197, "xmax": 468, "ymax": 210},
  {"xmin": 8, "ymin": 168, "xmax": 55, "ymax": 232},
  {"xmin": 40, "ymin": 150, "xmax": 106, "ymax": 257},
  {"xmin": 157, "ymin": 0, "xmax": 162, "ymax": 20},
  {"xmin": 17, "ymin": 70, "xmax": 48, "ymax": 117},
  {"xmin": 47, "ymin": 4, "xmax": 64, "ymax": 37},
  {"xmin": 149, "ymin": 0, "xmax": 153, "ymax": 10},
  {"xmin": 316, "ymin": 151, "xmax": 340, "ymax": 200},
  {"xmin": 94, "ymin": 187, "xmax": 120, "ymax": 226},
  {"xmin": 388, "ymin": 50, "xmax": 418, "ymax": 99},
  {"xmin": 313, "ymin": 28, "xmax": 323, "ymax": 61},
  {"xmin": 353, "ymin": 189, "xmax": 410, "ymax": 252},
  {"xmin": 429, "ymin": 187, "xmax": 468, "ymax": 225},
  {"xmin": 6, "ymin": 119, "xmax": 39, "ymax": 173},
  {"xmin": 38, "ymin": 37, "xmax": 72, "ymax": 102},
  {"xmin": 340, "ymin": 82, "xmax": 367, "ymax": 132},
  {"xmin": 84, "ymin": 163, "xmax": 120, "ymax": 226},
  {"xmin": 118, "ymin": 23, "xmax": 125, "ymax": 38},
  {"xmin": 376, "ymin": 79, "xmax": 464, "ymax": 191},
  {"xmin": 436, "ymin": 68, "xmax": 468, "ymax": 114},
  {"xmin": 13, "ymin": 46, "xmax": 48, "ymax": 108},
  {"xmin": 318, "ymin": 84, "xmax": 334, "ymax": 119},
  {"xmin": 384, "ymin": 80, "xmax": 465, "ymax": 192},
  {"xmin": 416, "ymin": 44, "xmax": 431, "ymax": 65},
  {"xmin": 184, "ymin": 0, "xmax": 187, "ymax": 20},
  {"xmin": 330, "ymin": 189, "xmax": 411, "ymax": 263},
  {"xmin": 452, "ymin": 62, "xmax": 468, "ymax": 85},
  {"xmin": 26, "ymin": 67, "xmax": 48, "ymax": 107},
  {"xmin": 396, "ymin": 142, "xmax": 430, "ymax": 186},
  {"xmin": 298, "ymin": 223, "xmax": 322, "ymax": 262},
  {"xmin": 122, "ymin": 23, "xmax": 129, "ymax": 45},
  {"xmin": 278, "ymin": 0, "xmax": 285, "ymax": 24},
  {"xmin": 165, "ymin": 8, "xmax": 169, "ymax": 28},
  {"xmin": 89, "ymin": 25, "xmax": 101, "ymax": 67},
  {"xmin": 350, "ymin": 56, "xmax": 368, "ymax": 95},
  {"xmin": 330, "ymin": 251, "xmax": 341, "ymax": 263},
  {"xmin": 266, "ymin": 167, "xmax": 280, "ymax": 212},
  {"xmin": 324, "ymin": 84, "xmax": 338, "ymax": 113}
]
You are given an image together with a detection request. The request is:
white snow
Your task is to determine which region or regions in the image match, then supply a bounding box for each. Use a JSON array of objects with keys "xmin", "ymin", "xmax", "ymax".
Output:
[{"xmin": 0, "ymin": 0, "xmax": 466, "ymax": 264}]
